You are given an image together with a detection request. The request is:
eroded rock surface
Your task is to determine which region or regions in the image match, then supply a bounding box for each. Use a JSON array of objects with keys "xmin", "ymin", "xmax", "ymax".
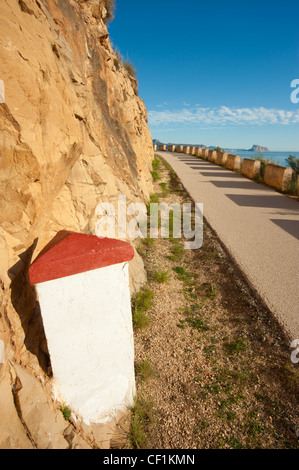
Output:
[{"xmin": 0, "ymin": 0, "xmax": 153, "ymax": 448}]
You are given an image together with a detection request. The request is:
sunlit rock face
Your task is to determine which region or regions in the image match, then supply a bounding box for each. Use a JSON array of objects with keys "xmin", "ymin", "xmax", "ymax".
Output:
[{"xmin": 0, "ymin": 0, "xmax": 153, "ymax": 448}]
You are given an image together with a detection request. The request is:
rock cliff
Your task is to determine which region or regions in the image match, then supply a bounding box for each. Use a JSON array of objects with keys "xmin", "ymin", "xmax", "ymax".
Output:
[
  {"xmin": 0, "ymin": 0, "xmax": 154, "ymax": 448},
  {"xmin": 249, "ymin": 145, "xmax": 269, "ymax": 152}
]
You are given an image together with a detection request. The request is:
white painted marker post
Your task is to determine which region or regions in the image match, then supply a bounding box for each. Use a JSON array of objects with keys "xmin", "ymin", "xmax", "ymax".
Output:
[{"xmin": 29, "ymin": 231, "xmax": 135, "ymax": 425}]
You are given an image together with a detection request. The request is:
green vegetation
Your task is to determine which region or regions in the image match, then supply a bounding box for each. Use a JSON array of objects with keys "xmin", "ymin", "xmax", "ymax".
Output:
[
  {"xmin": 60, "ymin": 404, "xmax": 72, "ymax": 421},
  {"xmin": 135, "ymin": 358, "xmax": 157, "ymax": 383},
  {"xmin": 172, "ymin": 266, "xmax": 188, "ymax": 280},
  {"xmin": 198, "ymin": 282, "xmax": 218, "ymax": 300},
  {"xmin": 112, "ymin": 43, "xmax": 138, "ymax": 93},
  {"xmin": 132, "ymin": 287, "xmax": 153, "ymax": 329},
  {"xmin": 251, "ymin": 154, "xmax": 284, "ymax": 183},
  {"xmin": 177, "ymin": 304, "xmax": 210, "ymax": 332},
  {"xmin": 152, "ymin": 156, "xmax": 160, "ymax": 170},
  {"xmin": 251, "ymin": 154, "xmax": 271, "ymax": 180},
  {"xmin": 285, "ymin": 154, "xmax": 299, "ymax": 174},
  {"xmin": 128, "ymin": 396, "xmax": 154, "ymax": 449},
  {"xmin": 152, "ymin": 270, "xmax": 169, "ymax": 283},
  {"xmin": 129, "ymin": 153, "xmax": 299, "ymax": 449},
  {"xmin": 285, "ymin": 155, "xmax": 299, "ymax": 194},
  {"xmin": 224, "ymin": 338, "xmax": 247, "ymax": 355},
  {"xmin": 150, "ymin": 171, "xmax": 160, "ymax": 181},
  {"xmin": 168, "ymin": 240, "xmax": 184, "ymax": 261},
  {"xmin": 148, "ymin": 193, "xmax": 159, "ymax": 204}
]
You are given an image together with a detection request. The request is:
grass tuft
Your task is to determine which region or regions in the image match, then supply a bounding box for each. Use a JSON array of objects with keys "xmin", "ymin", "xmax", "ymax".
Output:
[
  {"xmin": 132, "ymin": 287, "xmax": 154, "ymax": 329},
  {"xmin": 152, "ymin": 270, "xmax": 169, "ymax": 283},
  {"xmin": 128, "ymin": 396, "xmax": 154, "ymax": 449}
]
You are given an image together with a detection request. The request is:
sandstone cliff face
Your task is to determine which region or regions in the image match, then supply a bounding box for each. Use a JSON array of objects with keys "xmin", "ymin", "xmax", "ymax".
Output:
[{"xmin": 0, "ymin": 0, "xmax": 154, "ymax": 448}]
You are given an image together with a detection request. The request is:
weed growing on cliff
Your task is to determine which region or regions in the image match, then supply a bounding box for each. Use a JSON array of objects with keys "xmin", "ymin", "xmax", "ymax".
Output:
[
  {"xmin": 113, "ymin": 49, "xmax": 122, "ymax": 70},
  {"xmin": 123, "ymin": 60, "xmax": 137, "ymax": 79},
  {"xmin": 60, "ymin": 404, "xmax": 72, "ymax": 421},
  {"xmin": 104, "ymin": 0, "xmax": 116, "ymax": 23}
]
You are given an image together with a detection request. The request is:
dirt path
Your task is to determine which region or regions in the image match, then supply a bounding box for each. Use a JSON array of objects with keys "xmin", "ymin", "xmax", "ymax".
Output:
[{"xmin": 128, "ymin": 155, "xmax": 299, "ymax": 449}]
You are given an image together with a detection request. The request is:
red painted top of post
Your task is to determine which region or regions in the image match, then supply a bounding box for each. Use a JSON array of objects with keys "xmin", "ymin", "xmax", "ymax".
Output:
[{"xmin": 29, "ymin": 231, "xmax": 134, "ymax": 285}]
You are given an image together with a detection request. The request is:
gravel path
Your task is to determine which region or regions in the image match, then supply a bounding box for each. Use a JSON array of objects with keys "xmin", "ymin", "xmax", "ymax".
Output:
[{"xmin": 130, "ymin": 155, "xmax": 299, "ymax": 449}]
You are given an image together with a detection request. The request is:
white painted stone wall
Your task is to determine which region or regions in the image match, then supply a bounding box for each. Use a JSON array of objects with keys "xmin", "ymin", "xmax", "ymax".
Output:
[{"xmin": 36, "ymin": 261, "xmax": 135, "ymax": 425}]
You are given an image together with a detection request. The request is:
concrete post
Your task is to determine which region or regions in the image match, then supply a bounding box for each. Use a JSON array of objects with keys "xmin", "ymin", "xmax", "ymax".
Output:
[
  {"xmin": 29, "ymin": 231, "xmax": 135, "ymax": 425},
  {"xmin": 226, "ymin": 154, "xmax": 242, "ymax": 171},
  {"xmin": 202, "ymin": 149, "xmax": 209, "ymax": 159},
  {"xmin": 264, "ymin": 164, "xmax": 294, "ymax": 192},
  {"xmin": 241, "ymin": 158, "xmax": 261, "ymax": 179},
  {"xmin": 216, "ymin": 152, "xmax": 228, "ymax": 166},
  {"xmin": 208, "ymin": 150, "xmax": 218, "ymax": 163}
]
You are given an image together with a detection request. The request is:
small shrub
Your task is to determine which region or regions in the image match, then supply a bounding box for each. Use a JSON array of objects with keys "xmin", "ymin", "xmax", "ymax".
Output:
[
  {"xmin": 285, "ymin": 154, "xmax": 299, "ymax": 174},
  {"xmin": 152, "ymin": 156, "xmax": 160, "ymax": 170},
  {"xmin": 172, "ymin": 266, "xmax": 186, "ymax": 276},
  {"xmin": 135, "ymin": 358, "xmax": 157, "ymax": 382},
  {"xmin": 149, "ymin": 194, "xmax": 159, "ymax": 204},
  {"xmin": 128, "ymin": 396, "xmax": 154, "ymax": 449},
  {"xmin": 113, "ymin": 49, "xmax": 122, "ymax": 69},
  {"xmin": 172, "ymin": 266, "xmax": 189, "ymax": 280},
  {"xmin": 132, "ymin": 287, "xmax": 154, "ymax": 329},
  {"xmin": 150, "ymin": 171, "xmax": 160, "ymax": 181},
  {"xmin": 141, "ymin": 237, "xmax": 155, "ymax": 248},
  {"xmin": 61, "ymin": 405, "xmax": 72, "ymax": 421},
  {"xmin": 198, "ymin": 282, "xmax": 218, "ymax": 299},
  {"xmin": 252, "ymin": 154, "xmax": 281, "ymax": 180},
  {"xmin": 104, "ymin": 0, "xmax": 116, "ymax": 23},
  {"xmin": 152, "ymin": 270, "xmax": 169, "ymax": 283},
  {"xmin": 168, "ymin": 241, "xmax": 184, "ymax": 261},
  {"xmin": 224, "ymin": 338, "xmax": 247, "ymax": 355},
  {"xmin": 285, "ymin": 155, "xmax": 299, "ymax": 194},
  {"xmin": 123, "ymin": 60, "xmax": 137, "ymax": 79}
]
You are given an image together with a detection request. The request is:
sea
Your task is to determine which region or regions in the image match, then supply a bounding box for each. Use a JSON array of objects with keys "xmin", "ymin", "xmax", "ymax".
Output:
[{"xmin": 222, "ymin": 150, "xmax": 299, "ymax": 168}]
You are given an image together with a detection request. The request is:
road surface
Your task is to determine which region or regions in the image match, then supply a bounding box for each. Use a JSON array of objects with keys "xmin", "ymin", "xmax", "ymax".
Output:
[{"xmin": 157, "ymin": 151, "xmax": 299, "ymax": 342}]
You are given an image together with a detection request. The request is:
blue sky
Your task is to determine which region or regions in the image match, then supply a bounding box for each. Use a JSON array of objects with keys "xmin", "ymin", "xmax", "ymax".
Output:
[{"xmin": 109, "ymin": 0, "xmax": 299, "ymax": 151}]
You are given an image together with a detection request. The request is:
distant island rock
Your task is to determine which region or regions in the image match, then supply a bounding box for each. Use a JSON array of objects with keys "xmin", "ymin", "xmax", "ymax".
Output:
[{"xmin": 249, "ymin": 145, "xmax": 269, "ymax": 152}]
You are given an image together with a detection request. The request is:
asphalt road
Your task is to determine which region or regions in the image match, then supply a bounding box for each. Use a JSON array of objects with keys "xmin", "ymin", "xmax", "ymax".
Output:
[{"xmin": 157, "ymin": 151, "xmax": 299, "ymax": 342}]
